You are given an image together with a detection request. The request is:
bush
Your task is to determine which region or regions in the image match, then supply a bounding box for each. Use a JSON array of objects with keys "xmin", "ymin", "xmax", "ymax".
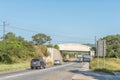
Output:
[
  {"xmin": 0, "ymin": 32, "xmax": 35, "ymax": 64},
  {"xmin": 90, "ymin": 58, "xmax": 120, "ymax": 73},
  {"xmin": 0, "ymin": 54, "xmax": 13, "ymax": 64},
  {"xmin": 46, "ymin": 61, "xmax": 53, "ymax": 65}
]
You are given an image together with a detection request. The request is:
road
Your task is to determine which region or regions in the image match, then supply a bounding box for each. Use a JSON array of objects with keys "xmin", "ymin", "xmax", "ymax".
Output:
[
  {"xmin": 0, "ymin": 62, "xmax": 120, "ymax": 80},
  {"xmin": 0, "ymin": 62, "xmax": 82, "ymax": 80}
]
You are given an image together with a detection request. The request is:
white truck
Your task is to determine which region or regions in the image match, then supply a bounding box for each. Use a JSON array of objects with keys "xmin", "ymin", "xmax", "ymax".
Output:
[{"xmin": 77, "ymin": 55, "xmax": 83, "ymax": 62}]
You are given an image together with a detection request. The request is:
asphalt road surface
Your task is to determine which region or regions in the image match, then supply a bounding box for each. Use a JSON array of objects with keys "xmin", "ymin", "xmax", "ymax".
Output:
[
  {"xmin": 0, "ymin": 62, "xmax": 83, "ymax": 80},
  {"xmin": 1, "ymin": 62, "xmax": 120, "ymax": 80}
]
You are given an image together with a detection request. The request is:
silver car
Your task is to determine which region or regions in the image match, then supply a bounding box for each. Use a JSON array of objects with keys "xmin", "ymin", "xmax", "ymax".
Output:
[{"xmin": 54, "ymin": 60, "xmax": 61, "ymax": 65}]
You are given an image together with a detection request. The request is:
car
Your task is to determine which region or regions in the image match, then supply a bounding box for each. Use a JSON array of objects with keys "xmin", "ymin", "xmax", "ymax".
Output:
[
  {"xmin": 54, "ymin": 60, "xmax": 61, "ymax": 65},
  {"xmin": 83, "ymin": 56, "xmax": 91, "ymax": 62},
  {"xmin": 31, "ymin": 58, "xmax": 46, "ymax": 69},
  {"xmin": 77, "ymin": 55, "xmax": 83, "ymax": 62},
  {"xmin": 77, "ymin": 57, "xmax": 83, "ymax": 62},
  {"xmin": 63, "ymin": 59, "xmax": 70, "ymax": 62}
]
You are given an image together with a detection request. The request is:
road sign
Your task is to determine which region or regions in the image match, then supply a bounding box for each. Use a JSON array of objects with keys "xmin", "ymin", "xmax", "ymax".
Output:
[{"xmin": 97, "ymin": 40, "xmax": 106, "ymax": 57}]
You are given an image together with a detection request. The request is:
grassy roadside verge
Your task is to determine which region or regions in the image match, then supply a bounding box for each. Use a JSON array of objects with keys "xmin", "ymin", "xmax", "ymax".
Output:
[
  {"xmin": 0, "ymin": 62, "xmax": 30, "ymax": 72},
  {"xmin": 90, "ymin": 58, "xmax": 120, "ymax": 74},
  {"xmin": 0, "ymin": 61, "xmax": 53, "ymax": 72}
]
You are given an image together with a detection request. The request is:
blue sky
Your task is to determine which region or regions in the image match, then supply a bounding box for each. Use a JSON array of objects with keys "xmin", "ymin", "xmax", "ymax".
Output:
[{"xmin": 0, "ymin": 0, "xmax": 120, "ymax": 44}]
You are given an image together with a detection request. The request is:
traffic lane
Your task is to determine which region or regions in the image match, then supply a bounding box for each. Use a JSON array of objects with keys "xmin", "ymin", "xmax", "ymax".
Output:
[
  {"xmin": 45, "ymin": 63, "xmax": 84, "ymax": 80},
  {"xmin": 0, "ymin": 62, "xmax": 80, "ymax": 80},
  {"xmin": 0, "ymin": 64, "xmax": 55, "ymax": 78},
  {"xmin": 26, "ymin": 62, "xmax": 84, "ymax": 80},
  {"xmin": 0, "ymin": 69, "xmax": 30, "ymax": 78},
  {"xmin": 0, "ymin": 62, "xmax": 76, "ymax": 80},
  {"xmin": 0, "ymin": 61, "xmax": 72, "ymax": 78}
]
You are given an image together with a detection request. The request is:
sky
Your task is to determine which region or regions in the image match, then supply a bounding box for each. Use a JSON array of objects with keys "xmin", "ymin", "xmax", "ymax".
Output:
[{"xmin": 0, "ymin": 0, "xmax": 120, "ymax": 44}]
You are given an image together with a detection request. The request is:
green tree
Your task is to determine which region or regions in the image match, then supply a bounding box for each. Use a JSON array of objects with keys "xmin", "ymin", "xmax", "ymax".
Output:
[
  {"xmin": 91, "ymin": 47, "xmax": 96, "ymax": 51},
  {"xmin": 102, "ymin": 34, "xmax": 120, "ymax": 58},
  {"xmin": 54, "ymin": 44, "xmax": 59, "ymax": 50},
  {"xmin": 0, "ymin": 32, "xmax": 35, "ymax": 64},
  {"xmin": 32, "ymin": 33, "xmax": 52, "ymax": 45}
]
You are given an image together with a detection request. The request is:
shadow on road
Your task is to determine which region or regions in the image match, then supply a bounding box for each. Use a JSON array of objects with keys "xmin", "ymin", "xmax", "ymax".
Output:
[{"xmin": 69, "ymin": 69, "xmax": 119, "ymax": 80}]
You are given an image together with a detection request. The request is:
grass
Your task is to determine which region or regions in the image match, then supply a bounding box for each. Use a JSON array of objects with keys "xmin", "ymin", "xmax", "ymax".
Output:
[
  {"xmin": 0, "ymin": 62, "xmax": 30, "ymax": 72},
  {"xmin": 2, "ymin": 58, "xmax": 120, "ymax": 73},
  {"xmin": 90, "ymin": 58, "xmax": 120, "ymax": 73},
  {"xmin": 46, "ymin": 61, "xmax": 53, "ymax": 65},
  {"xmin": 0, "ymin": 61, "xmax": 53, "ymax": 72}
]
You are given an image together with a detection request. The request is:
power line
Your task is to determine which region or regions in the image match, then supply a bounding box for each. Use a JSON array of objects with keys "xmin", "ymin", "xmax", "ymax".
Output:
[
  {"xmin": 5, "ymin": 25, "xmax": 95, "ymax": 43},
  {"xmin": 7, "ymin": 26, "xmax": 39, "ymax": 33},
  {"xmin": 6, "ymin": 26, "xmax": 94, "ymax": 40}
]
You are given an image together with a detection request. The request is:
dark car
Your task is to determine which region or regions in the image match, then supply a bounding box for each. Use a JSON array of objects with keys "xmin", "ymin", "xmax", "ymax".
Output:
[
  {"xmin": 31, "ymin": 58, "xmax": 46, "ymax": 69},
  {"xmin": 83, "ymin": 56, "xmax": 91, "ymax": 62},
  {"xmin": 54, "ymin": 60, "xmax": 61, "ymax": 65}
]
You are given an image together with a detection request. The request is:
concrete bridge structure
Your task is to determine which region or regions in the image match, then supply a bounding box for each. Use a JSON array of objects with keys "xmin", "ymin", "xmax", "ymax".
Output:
[
  {"xmin": 47, "ymin": 43, "xmax": 94, "ymax": 63},
  {"xmin": 58, "ymin": 43, "xmax": 94, "ymax": 60},
  {"xmin": 58, "ymin": 43, "xmax": 91, "ymax": 51}
]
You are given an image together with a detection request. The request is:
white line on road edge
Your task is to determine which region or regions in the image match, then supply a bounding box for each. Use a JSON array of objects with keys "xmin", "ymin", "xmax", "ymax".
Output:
[{"xmin": 0, "ymin": 63, "xmax": 75, "ymax": 80}]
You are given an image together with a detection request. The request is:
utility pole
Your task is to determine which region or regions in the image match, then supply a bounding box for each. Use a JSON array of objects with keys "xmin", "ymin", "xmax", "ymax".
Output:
[
  {"xmin": 2, "ymin": 21, "xmax": 7, "ymax": 53},
  {"xmin": 103, "ymin": 40, "xmax": 106, "ymax": 68},
  {"xmin": 95, "ymin": 36, "xmax": 99, "ymax": 68},
  {"xmin": 94, "ymin": 36, "xmax": 97, "ymax": 57},
  {"xmin": 3, "ymin": 21, "xmax": 6, "ymax": 41}
]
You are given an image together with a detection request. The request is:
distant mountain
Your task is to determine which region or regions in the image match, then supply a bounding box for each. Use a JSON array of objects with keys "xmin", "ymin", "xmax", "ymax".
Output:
[{"xmin": 83, "ymin": 43, "xmax": 95, "ymax": 47}]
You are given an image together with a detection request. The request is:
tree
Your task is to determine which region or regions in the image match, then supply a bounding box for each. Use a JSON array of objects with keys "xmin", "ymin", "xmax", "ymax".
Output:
[
  {"xmin": 102, "ymin": 34, "xmax": 120, "ymax": 58},
  {"xmin": 0, "ymin": 32, "xmax": 35, "ymax": 63},
  {"xmin": 91, "ymin": 47, "xmax": 96, "ymax": 51},
  {"xmin": 5, "ymin": 32, "xmax": 16, "ymax": 41},
  {"xmin": 54, "ymin": 44, "xmax": 59, "ymax": 50},
  {"xmin": 32, "ymin": 33, "xmax": 52, "ymax": 45}
]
